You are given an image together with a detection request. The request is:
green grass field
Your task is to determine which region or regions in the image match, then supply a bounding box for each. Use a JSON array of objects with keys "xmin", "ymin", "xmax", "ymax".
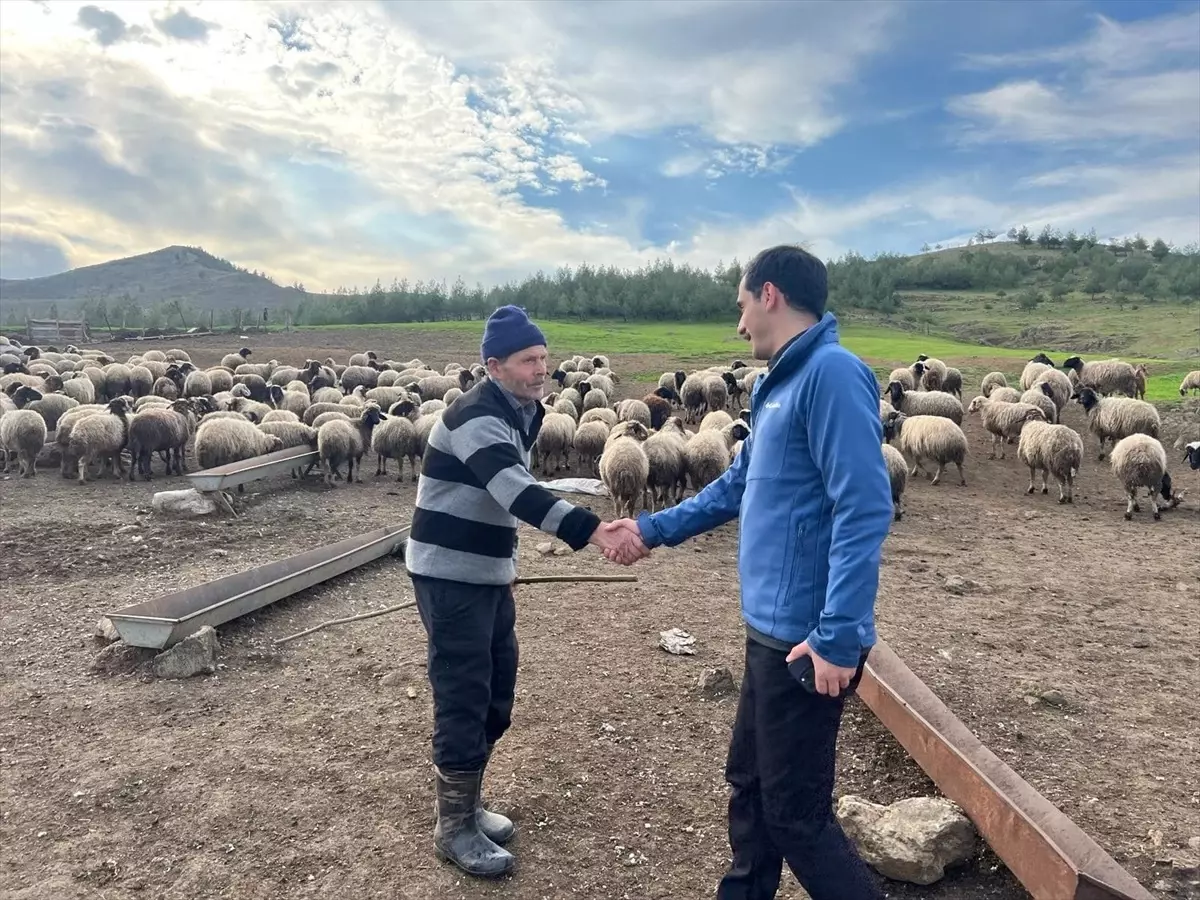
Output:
[{"xmin": 298, "ymin": 318, "xmax": 1196, "ymax": 403}]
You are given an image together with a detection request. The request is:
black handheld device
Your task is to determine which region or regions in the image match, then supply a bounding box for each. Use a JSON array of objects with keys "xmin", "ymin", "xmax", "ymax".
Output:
[{"xmin": 787, "ymin": 655, "xmax": 817, "ymax": 694}]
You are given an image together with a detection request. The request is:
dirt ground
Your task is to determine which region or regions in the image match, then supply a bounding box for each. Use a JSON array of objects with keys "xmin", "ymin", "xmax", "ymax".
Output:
[{"xmin": 1, "ymin": 328, "xmax": 1197, "ymax": 900}]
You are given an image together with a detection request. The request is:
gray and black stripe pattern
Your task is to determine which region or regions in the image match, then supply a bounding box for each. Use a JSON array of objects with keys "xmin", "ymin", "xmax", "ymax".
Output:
[{"xmin": 405, "ymin": 379, "xmax": 600, "ymax": 585}]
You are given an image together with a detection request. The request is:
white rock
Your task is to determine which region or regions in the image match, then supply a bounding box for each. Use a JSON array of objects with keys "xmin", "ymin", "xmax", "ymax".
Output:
[
  {"xmin": 93, "ymin": 616, "xmax": 121, "ymax": 643},
  {"xmin": 658, "ymin": 628, "xmax": 696, "ymax": 655},
  {"xmin": 837, "ymin": 795, "xmax": 977, "ymax": 885}
]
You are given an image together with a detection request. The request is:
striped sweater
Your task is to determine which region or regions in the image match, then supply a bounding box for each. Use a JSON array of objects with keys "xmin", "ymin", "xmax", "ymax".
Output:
[{"xmin": 405, "ymin": 378, "xmax": 601, "ymax": 584}]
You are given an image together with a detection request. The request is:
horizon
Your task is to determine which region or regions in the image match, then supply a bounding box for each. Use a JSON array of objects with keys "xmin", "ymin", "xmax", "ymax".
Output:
[{"xmin": 1, "ymin": 0, "xmax": 1198, "ymax": 291}]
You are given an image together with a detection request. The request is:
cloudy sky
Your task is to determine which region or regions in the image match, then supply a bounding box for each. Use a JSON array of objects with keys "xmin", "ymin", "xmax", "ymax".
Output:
[{"xmin": 1, "ymin": 0, "xmax": 1197, "ymax": 289}]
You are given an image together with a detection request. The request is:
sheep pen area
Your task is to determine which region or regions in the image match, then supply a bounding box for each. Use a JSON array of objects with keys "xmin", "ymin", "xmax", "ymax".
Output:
[{"xmin": 1, "ymin": 328, "xmax": 1197, "ymax": 900}]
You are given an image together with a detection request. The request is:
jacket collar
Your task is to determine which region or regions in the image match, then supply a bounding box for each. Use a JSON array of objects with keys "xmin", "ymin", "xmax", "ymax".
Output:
[
  {"xmin": 483, "ymin": 378, "xmax": 543, "ymax": 448},
  {"xmin": 759, "ymin": 313, "xmax": 838, "ymax": 391}
]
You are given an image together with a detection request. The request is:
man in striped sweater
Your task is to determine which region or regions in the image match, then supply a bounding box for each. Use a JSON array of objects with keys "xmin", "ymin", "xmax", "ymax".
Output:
[{"xmin": 405, "ymin": 305, "xmax": 632, "ymax": 878}]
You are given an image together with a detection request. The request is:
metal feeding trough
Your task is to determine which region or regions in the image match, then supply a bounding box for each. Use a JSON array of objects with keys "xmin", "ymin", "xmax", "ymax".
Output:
[
  {"xmin": 185, "ymin": 445, "xmax": 319, "ymax": 493},
  {"xmin": 858, "ymin": 640, "xmax": 1153, "ymax": 900},
  {"xmin": 106, "ymin": 524, "xmax": 410, "ymax": 649}
]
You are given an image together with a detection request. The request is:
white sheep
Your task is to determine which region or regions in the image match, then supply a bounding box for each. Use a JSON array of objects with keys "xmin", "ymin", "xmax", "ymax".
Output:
[
  {"xmin": 987, "ymin": 386, "xmax": 1022, "ymax": 404},
  {"xmin": 536, "ymin": 412, "xmax": 577, "ymax": 473},
  {"xmin": 881, "ymin": 443, "xmax": 908, "ymax": 521},
  {"xmin": 700, "ymin": 410, "xmax": 734, "ymax": 432},
  {"xmin": 1109, "ymin": 433, "xmax": 1179, "ymax": 520},
  {"xmin": 1073, "ymin": 387, "xmax": 1161, "ymax": 459},
  {"xmin": 886, "ymin": 382, "xmax": 964, "ymax": 425},
  {"xmin": 685, "ymin": 425, "xmax": 741, "ymax": 492},
  {"xmin": 1020, "ymin": 355, "xmax": 1056, "ymax": 391},
  {"xmin": 0, "ymin": 409, "xmax": 47, "ymax": 477},
  {"xmin": 580, "ymin": 407, "xmax": 618, "ymax": 428},
  {"xmin": 616, "ymin": 398, "xmax": 652, "ymax": 429},
  {"xmin": 573, "ymin": 420, "xmax": 610, "ymax": 476},
  {"xmin": 967, "ymin": 396, "xmax": 1046, "ymax": 459},
  {"xmin": 1031, "ymin": 369, "xmax": 1073, "ymax": 415},
  {"xmin": 1062, "ymin": 356, "xmax": 1138, "ymax": 397},
  {"xmin": 599, "ymin": 420, "xmax": 650, "ymax": 518},
  {"xmin": 884, "ymin": 412, "xmax": 967, "ymax": 486},
  {"xmin": 194, "ymin": 417, "xmax": 284, "ymax": 493},
  {"xmin": 644, "ymin": 417, "xmax": 689, "ymax": 509},
  {"xmin": 980, "ymin": 372, "xmax": 1008, "ymax": 397},
  {"xmin": 1017, "ymin": 420, "xmax": 1084, "ymax": 503},
  {"xmin": 371, "ymin": 401, "xmax": 419, "ymax": 481},
  {"xmin": 914, "ymin": 357, "xmax": 948, "ymax": 392},
  {"xmin": 702, "ymin": 375, "xmax": 729, "ymax": 414},
  {"xmin": 888, "ymin": 367, "xmax": 916, "ymax": 392},
  {"xmin": 1019, "ymin": 387, "xmax": 1058, "ymax": 425},
  {"xmin": 1179, "ymin": 371, "xmax": 1200, "ymax": 396},
  {"xmin": 680, "ymin": 373, "xmax": 707, "ymax": 423}
]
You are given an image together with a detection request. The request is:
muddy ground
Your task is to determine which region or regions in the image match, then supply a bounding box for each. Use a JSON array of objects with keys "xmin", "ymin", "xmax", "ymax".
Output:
[{"xmin": 1, "ymin": 328, "xmax": 1197, "ymax": 900}]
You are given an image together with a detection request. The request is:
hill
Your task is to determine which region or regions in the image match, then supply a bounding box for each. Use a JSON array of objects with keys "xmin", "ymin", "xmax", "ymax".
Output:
[{"xmin": 0, "ymin": 245, "xmax": 303, "ymax": 315}]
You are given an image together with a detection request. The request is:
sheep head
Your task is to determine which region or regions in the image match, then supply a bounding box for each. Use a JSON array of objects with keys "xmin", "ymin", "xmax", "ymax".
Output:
[
  {"xmin": 721, "ymin": 371, "xmax": 738, "ymax": 390},
  {"xmin": 1184, "ymin": 442, "xmax": 1200, "ymax": 470},
  {"xmin": 550, "ymin": 369, "xmax": 567, "ymax": 386},
  {"xmin": 916, "ymin": 354, "xmax": 929, "ymax": 363},
  {"xmin": 1061, "ymin": 356, "xmax": 1084, "ymax": 373},
  {"xmin": 1031, "ymin": 352, "xmax": 1055, "ymax": 366},
  {"xmin": 12, "ymin": 386, "xmax": 43, "ymax": 407},
  {"xmin": 388, "ymin": 399, "xmax": 418, "ymax": 419},
  {"xmin": 611, "ymin": 420, "xmax": 649, "ymax": 442},
  {"xmin": 886, "ymin": 381, "xmax": 906, "ymax": 408},
  {"xmin": 967, "ymin": 396, "xmax": 987, "ymax": 414},
  {"xmin": 883, "ymin": 411, "xmax": 906, "ymax": 443},
  {"xmin": 1074, "ymin": 387, "xmax": 1099, "ymax": 411}
]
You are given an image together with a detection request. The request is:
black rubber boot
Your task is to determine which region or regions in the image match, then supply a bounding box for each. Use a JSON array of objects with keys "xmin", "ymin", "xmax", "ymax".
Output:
[
  {"xmin": 432, "ymin": 766, "xmax": 514, "ymax": 877},
  {"xmin": 477, "ymin": 747, "xmax": 515, "ymax": 845}
]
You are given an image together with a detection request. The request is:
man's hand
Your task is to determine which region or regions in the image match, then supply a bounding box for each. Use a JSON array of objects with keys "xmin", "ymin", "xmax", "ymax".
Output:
[
  {"xmin": 785, "ymin": 641, "xmax": 857, "ymax": 698},
  {"xmin": 589, "ymin": 519, "xmax": 649, "ymax": 565}
]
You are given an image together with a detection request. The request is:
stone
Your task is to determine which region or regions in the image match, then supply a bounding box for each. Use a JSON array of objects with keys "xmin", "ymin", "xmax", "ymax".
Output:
[
  {"xmin": 1188, "ymin": 836, "xmax": 1200, "ymax": 852},
  {"xmin": 535, "ymin": 541, "xmax": 555, "ymax": 556},
  {"xmin": 658, "ymin": 628, "xmax": 696, "ymax": 655},
  {"xmin": 89, "ymin": 642, "xmax": 156, "ymax": 676},
  {"xmin": 380, "ymin": 672, "xmax": 405, "ymax": 688},
  {"xmin": 93, "ymin": 616, "xmax": 121, "ymax": 643},
  {"xmin": 113, "ymin": 524, "xmax": 141, "ymax": 535},
  {"xmin": 697, "ymin": 667, "xmax": 737, "ymax": 699},
  {"xmin": 147, "ymin": 626, "xmax": 219, "ymax": 679},
  {"xmin": 943, "ymin": 575, "xmax": 986, "ymax": 596},
  {"xmin": 1039, "ymin": 689, "xmax": 1067, "ymax": 708},
  {"xmin": 837, "ymin": 795, "xmax": 977, "ymax": 886},
  {"xmin": 151, "ymin": 488, "xmax": 222, "ymax": 517},
  {"xmin": 553, "ymin": 545, "xmax": 571, "ymax": 556}
]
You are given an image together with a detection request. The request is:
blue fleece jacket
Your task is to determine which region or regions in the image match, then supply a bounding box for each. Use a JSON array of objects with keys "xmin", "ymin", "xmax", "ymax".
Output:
[{"xmin": 636, "ymin": 313, "xmax": 894, "ymax": 668}]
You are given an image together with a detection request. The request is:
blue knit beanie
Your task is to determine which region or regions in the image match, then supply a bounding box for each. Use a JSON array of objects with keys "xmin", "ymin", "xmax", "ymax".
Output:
[{"xmin": 481, "ymin": 305, "xmax": 546, "ymax": 362}]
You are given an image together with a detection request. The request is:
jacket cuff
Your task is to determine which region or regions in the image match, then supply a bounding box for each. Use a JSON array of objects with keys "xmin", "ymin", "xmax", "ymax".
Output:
[
  {"xmin": 559, "ymin": 506, "xmax": 601, "ymax": 551},
  {"xmin": 805, "ymin": 630, "xmax": 862, "ymax": 670},
  {"xmin": 636, "ymin": 512, "xmax": 663, "ymax": 548}
]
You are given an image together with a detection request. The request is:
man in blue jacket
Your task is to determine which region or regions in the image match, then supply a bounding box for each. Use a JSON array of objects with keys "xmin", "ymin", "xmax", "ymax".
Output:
[{"xmin": 604, "ymin": 245, "xmax": 892, "ymax": 900}]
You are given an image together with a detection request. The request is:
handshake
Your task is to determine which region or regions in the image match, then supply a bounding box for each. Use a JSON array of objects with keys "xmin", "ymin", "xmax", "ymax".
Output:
[{"xmin": 588, "ymin": 519, "xmax": 651, "ymax": 566}]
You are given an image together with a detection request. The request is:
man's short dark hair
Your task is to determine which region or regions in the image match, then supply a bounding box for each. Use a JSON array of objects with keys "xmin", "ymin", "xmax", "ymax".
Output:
[{"xmin": 742, "ymin": 245, "xmax": 827, "ymax": 318}]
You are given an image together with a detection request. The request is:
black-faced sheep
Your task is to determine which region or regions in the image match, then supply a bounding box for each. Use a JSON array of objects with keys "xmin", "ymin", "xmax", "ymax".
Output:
[
  {"xmin": 1032, "ymin": 369, "xmax": 1073, "ymax": 416},
  {"xmin": 1109, "ymin": 433, "xmax": 1179, "ymax": 520},
  {"xmin": 127, "ymin": 399, "xmax": 197, "ymax": 480},
  {"xmin": 685, "ymin": 422, "xmax": 748, "ymax": 492},
  {"xmin": 0, "ymin": 409, "xmax": 47, "ymax": 477},
  {"xmin": 643, "ymin": 394, "xmax": 671, "ymax": 430},
  {"xmin": 371, "ymin": 400, "xmax": 419, "ymax": 481},
  {"xmin": 599, "ymin": 420, "xmax": 650, "ymax": 518},
  {"xmin": 886, "ymin": 382, "xmax": 964, "ymax": 425},
  {"xmin": 1062, "ymin": 356, "xmax": 1138, "ymax": 398},
  {"xmin": 1183, "ymin": 441, "xmax": 1200, "ymax": 470},
  {"xmin": 317, "ymin": 402, "xmax": 384, "ymax": 486},
  {"xmin": 1019, "ymin": 388, "xmax": 1058, "ymax": 425},
  {"xmin": 12, "ymin": 386, "xmax": 79, "ymax": 431},
  {"xmin": 1073, "ymin": 387, "xmax": 1161, "ymax": 459},
  {"xmin": 1017, "ymin": 420, "xmax": 1084, "ymax": 503},
  {"xmin": 915, "ymin": 357, "xmax": 948, "ymax": 392},
  {"xmin": 70, "ymin": 397, "xmax": 133, "ymax": 483},
  {"xmin": 1020, "ymin": 355, "xmax": 1056, "ymax": 391},
  {"xmin": 884, "ymin": 411, "xmax": 967, "ymax": 486},
  {"xmin": 220, "ymin": 348, "xmax": 252, "ymax": 370}
]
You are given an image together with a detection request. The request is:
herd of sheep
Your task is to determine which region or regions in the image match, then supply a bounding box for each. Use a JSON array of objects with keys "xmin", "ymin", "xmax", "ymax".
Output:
[
  {"xmin": 1, "ymin": 334, "xmax": 1197, "ymax": 524},
  {"xmin": 879, "ymin": 352, "xmax": 1200, "ymax": 521}
]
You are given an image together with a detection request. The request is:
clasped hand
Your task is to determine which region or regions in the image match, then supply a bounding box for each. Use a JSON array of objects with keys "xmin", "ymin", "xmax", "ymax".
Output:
[{"xmin": 589, "ymin": 518, "xmax": 650, "ymax": 566}]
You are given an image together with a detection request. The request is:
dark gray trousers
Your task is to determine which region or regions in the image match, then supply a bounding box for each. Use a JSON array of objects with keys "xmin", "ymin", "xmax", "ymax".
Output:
[{"xmin": 412, "ymin": 575, "xmax": 518, "ymax": 772}]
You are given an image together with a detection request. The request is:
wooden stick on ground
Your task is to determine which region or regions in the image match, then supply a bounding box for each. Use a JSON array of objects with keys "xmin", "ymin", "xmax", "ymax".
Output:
[{"xmin": 273, "ymin": 573, "xmax": 637, "ymax": 646}]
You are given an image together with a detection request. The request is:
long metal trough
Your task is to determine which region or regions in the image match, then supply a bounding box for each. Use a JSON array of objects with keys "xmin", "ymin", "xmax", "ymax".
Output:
[
  {"xmin": 106, "ymin": 524, "xmax": 410, "ymax": 649},
  {"xmin": 857, "ymin": 640, "xmax": 1153, "ymax": 900},
  {"xmin": 185, "ymin": 445, "xmax": 318, "ymax": 492}
]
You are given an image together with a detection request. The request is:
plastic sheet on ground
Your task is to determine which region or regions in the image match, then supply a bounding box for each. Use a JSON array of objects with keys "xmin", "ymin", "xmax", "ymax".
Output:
[{"xmin": 540, "ymin": 477, "xmax": 610, "ymax": 496}]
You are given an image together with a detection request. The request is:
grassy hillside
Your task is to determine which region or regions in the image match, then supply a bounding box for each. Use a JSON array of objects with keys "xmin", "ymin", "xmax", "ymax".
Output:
[{"xmin": 300, "ymin": 319, "xmax": 1196, "ymax": 403}]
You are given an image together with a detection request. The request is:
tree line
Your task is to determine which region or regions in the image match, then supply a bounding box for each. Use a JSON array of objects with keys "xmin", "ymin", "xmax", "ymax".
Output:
[{"xmin": 13, "ymin": 232, "xmax": 1195, "ymax": 333}]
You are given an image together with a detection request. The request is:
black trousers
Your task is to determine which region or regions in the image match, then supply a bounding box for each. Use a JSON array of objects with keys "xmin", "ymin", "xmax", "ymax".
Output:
[
  {"xmin": 412, "ymin": 576, "xmax": 518, "ymax": 772},
  {"xmin": 717, "ymin": 637, "xmax": 884, "ymax": 900}
]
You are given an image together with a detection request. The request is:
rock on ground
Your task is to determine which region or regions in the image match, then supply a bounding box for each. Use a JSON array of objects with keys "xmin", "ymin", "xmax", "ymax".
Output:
[
  {"xmin": 836, "ymin": 795, "xmax": 977, "ymax": 885},
  {"xmin": 147, "ymin": 626, "xmax": 220, "ymax": 679},
  {"xmin": 151, "ymin": 489, "xmax": 222, "ymax": 517},
  {"xmin": 93, "ymin": 616, "xmax": 121, "ymax": 643},
  {"xmin": 89, "ymin": 642, "xmax": 156, "ymax": 676},
  {"xmin": 697, "ymin": 667, "xmax": 737, "ymax": 699}
]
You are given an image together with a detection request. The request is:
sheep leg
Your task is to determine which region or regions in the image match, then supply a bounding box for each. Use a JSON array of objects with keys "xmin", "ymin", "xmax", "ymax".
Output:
[
  {"xmin": 1040, "ymin": 471, "xmax": 1049, "ymax": 494},
  {"xmin": 1057, "ymin": 474, "xmax": 1069, "ymax": 504},
  {"xmin": 955, "ymin": 462, "xmax": 966, "ymax": 486},
  {"xmin": 376, "ymin": 454, "xmax": 386, "ymax": 477},
  {"xmin": 1124, "ymin": 490, "xmax": 1136, "ymax": 520},
  {"xmin": 1149, "ymin": 487, "xmax": 1161, "ymax": 520},
  {"xmin": 323, "ymin": 459, "xmax": 336, "ymax": 487},
  {"xmin": 1026, "ymin": 467, "xmax": 1037, "ymax": 494},
  {"xmin": 350, "ymin": 456, "xmax": 360, "ymax": 484},
  {"xmin": 77, "ymin": 454, "xmax": 89, "ymax": 484},
  {"xmin": 22, "ymin": 453, "xmax": 36, "ymax": 478},
  {"xmin": 931, "ymin": 462, "xmax": 944, "ymax": 486},
  {"xmin": 0, "ymin": 449, "xmax": 9, "ymax": 473}
]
